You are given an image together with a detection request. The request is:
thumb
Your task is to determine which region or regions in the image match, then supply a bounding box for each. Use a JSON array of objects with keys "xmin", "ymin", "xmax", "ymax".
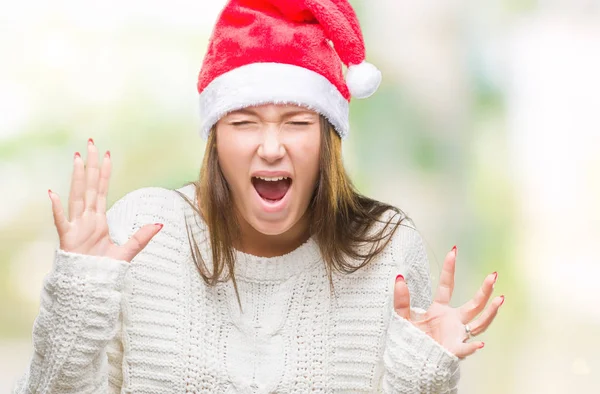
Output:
[
  {"xmin": 120, "ymin": 223, "xmax": 163, "ymax": 262},
  {"xmin": 394, "ymin": 274, "xmax": 411, "ymax": 320},
  {"xmin": 455, "ymin": 341, "xmax": 485, "ymax": 359}
]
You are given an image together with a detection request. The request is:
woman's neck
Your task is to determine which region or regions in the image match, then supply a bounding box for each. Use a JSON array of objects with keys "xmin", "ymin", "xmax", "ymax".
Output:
[{"xmin": 235, "ymin": 213, "xmax": 311, "ymax": 258}]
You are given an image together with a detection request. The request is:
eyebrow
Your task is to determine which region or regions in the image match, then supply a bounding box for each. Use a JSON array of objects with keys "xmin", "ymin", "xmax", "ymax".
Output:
[
  {"xmin": 229, "ymin": 109, "xmax": 258, "ymax": 116},
  {"xmin": 228, "ymin": 109, "xmax": 316, "ymax": 118},
  {"xmin": 281, "ymin": 110, "xmax": 316, "ymax": 118}
]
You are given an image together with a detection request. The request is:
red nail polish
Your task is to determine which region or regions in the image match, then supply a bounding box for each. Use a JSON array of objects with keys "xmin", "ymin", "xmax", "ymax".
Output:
[
  {"xmin": 48, "ymin": 189, "xmax": 52, "ymax": 197},
  {"xmin": 74, "ymin": 152, "xmax": 81, "ymax": 159},
  {"xmin": 395, "ymin": 274, "xmax": 404, "ymax": 282},
  {"xmin": 154, "ymin": 223, "xmax": 164, "ymax": 230},
  {"xmin": 479, "ymin": 342, "xmax": 485, "ymax": 349},
  {"xmin": 499, "ymin": 295, "xmax": 505, "ymax": 306},
  {"xmin": 88, "ymin": 138, "xmax": 94, "ymax": 145},
  {"xmin": 492, "ymin": 271, "xmax": 498, "ymax": 281},
  {"xmin": 452, "ymin": 245, "xmax": 457, "ymax": 255},
  {"xmin": 105, "ymin": 150, "xmax": 111, "ymax": 158}
]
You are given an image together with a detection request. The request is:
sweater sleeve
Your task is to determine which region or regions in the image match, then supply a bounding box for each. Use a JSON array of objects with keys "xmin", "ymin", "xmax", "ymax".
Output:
[
  {"xmin": 381, "ymin": 223, "xmax": 461, "ymax": 393},
  {"xmin": 13, "ymin": 192, "xmax": 140, "ymax": 394}
]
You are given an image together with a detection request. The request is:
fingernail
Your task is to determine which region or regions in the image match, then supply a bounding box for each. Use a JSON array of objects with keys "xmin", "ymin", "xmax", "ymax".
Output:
[
  {"xmin": 479, "ymin": 342, "xmax": 485, "ymax": 349},
  {"xmin": 154, "ymin": 223, "xmax": 164, "ymax": 230},
  {"xmin": 105, "ymin": 150, "xmax": 111, "ymax": 158},
  {"xmin": 499, "ymin": 295, "xmax": 505, "ymax": 306},
  {"xmin": 48, "ymin": 189, "xmax": 52, "ymax": 198},
  {"xmin": 492, "ymin": 271, "xmax": 498, "ymax": 282},
  {"xmin": 452, "ymin": 245, "xmax": 457, "ymax": 256},
  {"xmin": 88, "ymin": 138, "xmax": 94, "ymax": 145},
  {"xmin": 395, "ymin": 274, "xmax": 405, "ymax": 282},
  {"xmin": 74, "ymin": 151, "xmax": 81, "ymax": 159}
]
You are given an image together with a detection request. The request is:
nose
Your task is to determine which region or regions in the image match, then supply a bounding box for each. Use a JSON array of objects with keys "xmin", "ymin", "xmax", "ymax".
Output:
[{"xmin": 257, "ymin": 126, "xmax": 285, "ymax": 163}]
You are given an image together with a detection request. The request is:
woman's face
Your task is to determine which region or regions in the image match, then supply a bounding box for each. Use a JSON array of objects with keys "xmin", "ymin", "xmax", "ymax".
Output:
[{"xmin": 215, "ymin": 103, "xmax": 321, "ymax": 236}]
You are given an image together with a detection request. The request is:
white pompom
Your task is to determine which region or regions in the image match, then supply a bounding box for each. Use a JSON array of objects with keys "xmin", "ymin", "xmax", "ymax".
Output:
[{"xmin": 346, "ymin": 61, "xmax": 382, "ymax": 99}]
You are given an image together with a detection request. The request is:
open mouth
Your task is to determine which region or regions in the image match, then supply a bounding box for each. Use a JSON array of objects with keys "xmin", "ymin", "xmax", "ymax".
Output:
[{"xmin": 251, "ymin": 176, "xmax": 292, "ymax": 203}]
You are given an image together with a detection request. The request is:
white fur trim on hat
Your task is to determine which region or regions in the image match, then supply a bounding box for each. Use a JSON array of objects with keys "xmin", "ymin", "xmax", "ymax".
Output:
[{"xmin": 198, "ymin": 63, "xmax": 350, "ymax": 139}]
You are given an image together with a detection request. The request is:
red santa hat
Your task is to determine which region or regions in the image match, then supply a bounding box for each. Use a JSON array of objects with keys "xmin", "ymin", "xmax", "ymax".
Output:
[{"xmin": 197, "ymin": 0, "xmax": 381, "ymax": 140}]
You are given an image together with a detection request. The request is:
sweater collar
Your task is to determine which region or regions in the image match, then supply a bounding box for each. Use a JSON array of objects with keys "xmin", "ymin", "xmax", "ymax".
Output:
[{"xmin": 232, "ymin": 236, "xmax": 321, "ymax": 282}]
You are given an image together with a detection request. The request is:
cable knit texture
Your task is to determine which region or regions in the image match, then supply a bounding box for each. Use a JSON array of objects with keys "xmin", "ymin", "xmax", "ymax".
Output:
[{"xmin": 14, "ymin": 184, "xmax": 460, "ymax": 393}]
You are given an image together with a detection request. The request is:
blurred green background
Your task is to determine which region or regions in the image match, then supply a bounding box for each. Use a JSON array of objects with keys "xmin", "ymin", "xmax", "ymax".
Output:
[{"xmin": 1, "ymin": 0, "xmax": 599, "ymax": 392}]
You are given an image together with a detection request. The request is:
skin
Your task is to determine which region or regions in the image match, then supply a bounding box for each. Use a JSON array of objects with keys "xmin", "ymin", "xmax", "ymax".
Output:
[
  {"xmin": 215, "ymin": 103, "xmax": 321, "ymax": 257},
  {"xmin": 49, "ymin": 139, "xmax": 161, "ymax": 262},
  {"xmin": 49, "ymin": 120, "xmax": 502, "ymax": 362}
]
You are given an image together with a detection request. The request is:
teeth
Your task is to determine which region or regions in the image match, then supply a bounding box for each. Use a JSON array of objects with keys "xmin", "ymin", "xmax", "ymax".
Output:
[{"xmin": 254, "ymin": 176, "xmax": 289, "ymax": 181}]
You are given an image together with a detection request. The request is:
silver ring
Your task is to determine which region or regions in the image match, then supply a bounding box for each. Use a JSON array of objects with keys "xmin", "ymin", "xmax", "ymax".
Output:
[{"xmin": 464, "ymin": 324, "xmax": 473, "ymax": 340}]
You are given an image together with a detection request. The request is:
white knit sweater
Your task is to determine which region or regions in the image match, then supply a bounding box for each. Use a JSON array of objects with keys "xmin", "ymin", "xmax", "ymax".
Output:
[{"xmin": 14, "ymin": 184, "xmax": 460, "ymax": 393}]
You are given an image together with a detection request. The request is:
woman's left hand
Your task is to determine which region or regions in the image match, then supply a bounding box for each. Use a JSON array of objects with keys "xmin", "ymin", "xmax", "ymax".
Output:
[{"xmin": 394, "ymin": 246, "xmax": 504, "ymax": 359}]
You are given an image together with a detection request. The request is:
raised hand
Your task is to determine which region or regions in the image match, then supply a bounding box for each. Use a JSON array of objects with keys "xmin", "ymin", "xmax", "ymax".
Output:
[
  {"xmin": 48, "ymin": 138, "xmax": 163, "ymax": 262},
  {"xmin": 394, "ymin": 246, "xmax": 504, "ymax": 359}
]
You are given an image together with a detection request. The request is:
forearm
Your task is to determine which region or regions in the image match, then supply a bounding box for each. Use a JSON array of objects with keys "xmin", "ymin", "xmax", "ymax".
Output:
[
  {"xmin": 14, "ymin": 248, "xmax": 128, "ymax": 394},
  {"xmin": 382, "ymin": 223, "xmax": 461, "ymax": 393}
]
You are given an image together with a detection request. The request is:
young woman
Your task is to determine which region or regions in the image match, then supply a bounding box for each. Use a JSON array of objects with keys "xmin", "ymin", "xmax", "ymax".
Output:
[{"xmin": 15, "ymin": 0, "xmax": 503, "ymax": 393}]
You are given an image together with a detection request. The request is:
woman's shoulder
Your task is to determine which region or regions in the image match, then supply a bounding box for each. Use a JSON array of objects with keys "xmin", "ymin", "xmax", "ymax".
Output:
[
  {"xmin": 374, "ymin": 207, "xmax": 421, "ymax": 241},
  {"xmin": 109, "ymin": 184, "xmax": 196, "ymax": 213},
  {"xmin": 386, "ymin": 210, "xmax": 422, "ymax": 246},
  {"xmin": 106, "ymin": 184, "xmax": 198, "ymax": 244},
  {"xmin": 372, "ymin": 208, "xmax": 428, "ymax": 268}
]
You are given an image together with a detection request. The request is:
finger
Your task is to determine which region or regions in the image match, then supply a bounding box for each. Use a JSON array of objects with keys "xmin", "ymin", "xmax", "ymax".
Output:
[
  {"xmin": 458, "ymin": 271, "xmax": 498, "ymax": 323},
  {"xmin": 96, "ymin": 151, "xmax": 112, "ymax": 214},
  {"xmin": 84, "ymin": 138, "xmax": 100, "ymax": 213},
  {"xmin": 68, "ymin": 151, "xmax": 86, "ymax": 220},
  {"xmin": 467, "ymin": 295, "xmax": 504, "ymax": 336},
  {"xmin": 393, "ymin": 274, "xmax": 411, "ymax": 320},
  {"xmin": 434, "ymin": 246, "xmax": 456, "ymax": 305},
  {"xmin": 49, "ymin": 189, "xmax": 69, "ymax": 236},
  {"xmin": 454, "ymin": 341, "xmax": 485, "ymax": 359},
  {"xmin": 119, "ymin": 223, "xmax": 163, "ymax": 262}
]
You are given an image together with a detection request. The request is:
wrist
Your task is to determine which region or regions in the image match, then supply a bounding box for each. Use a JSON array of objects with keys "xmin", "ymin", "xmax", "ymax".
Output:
[
  {"xmin": 390, "ymin": 310, "xmax": 459, "ymax": 362},
  {"xmin": 54, "ymin": 247, "xmax": 130, "ymax": 290}
]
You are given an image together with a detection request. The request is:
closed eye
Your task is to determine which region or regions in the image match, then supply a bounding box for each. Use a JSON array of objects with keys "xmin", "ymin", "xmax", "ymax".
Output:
[
  {"xmin": 231, "ymin": 121, "xmax": 255, "ymax": 126},
  {"xmin": 288, "ymin": 121, "xmax": 311, "ymax": 126}
]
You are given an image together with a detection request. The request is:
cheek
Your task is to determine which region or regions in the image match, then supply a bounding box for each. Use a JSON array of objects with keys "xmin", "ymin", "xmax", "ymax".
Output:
[
  {"xmin": 216, "ymin": 130, "xmax": 252, "ymax": 189},
  {"xmin": 304, "ymin": 144, "xmax": 321, "ymax": 182},
  {"xmin": 289, "ymin": 133, "xmax": 321, "ymax": 191}
]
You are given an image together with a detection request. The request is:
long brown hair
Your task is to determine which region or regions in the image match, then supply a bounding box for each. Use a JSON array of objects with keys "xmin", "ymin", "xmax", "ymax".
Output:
[{"xmin": 175, "ymin": 116, "xmax": 409, "ymax": 303}]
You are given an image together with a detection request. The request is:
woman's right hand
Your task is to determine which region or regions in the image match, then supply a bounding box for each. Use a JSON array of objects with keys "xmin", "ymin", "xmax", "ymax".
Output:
[{"xmin": 48, "ymin": 138, "xmax": 163, "ymax": 262}]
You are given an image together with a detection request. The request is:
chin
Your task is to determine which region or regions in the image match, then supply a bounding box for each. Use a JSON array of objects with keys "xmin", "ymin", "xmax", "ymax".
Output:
[{"xmin": 247, "ymin": 212, "xmax": 298, "ymax": 236}]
